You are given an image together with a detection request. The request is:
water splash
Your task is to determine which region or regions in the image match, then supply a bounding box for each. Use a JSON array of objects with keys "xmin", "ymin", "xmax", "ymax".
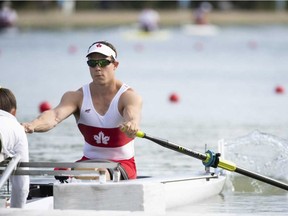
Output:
[{"xmin": 220, "ymin": 130, "xmax": 288, "ymax": 193}]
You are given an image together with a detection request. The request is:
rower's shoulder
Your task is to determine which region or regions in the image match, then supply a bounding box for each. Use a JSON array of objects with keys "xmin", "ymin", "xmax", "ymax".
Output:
[
  {"xmin": 121, "ymin": 86, "xmax": 142, "ymax": 105},
  {"xmin": 61, "ymin": 88, "xmax": 83, "ymax": 101}
]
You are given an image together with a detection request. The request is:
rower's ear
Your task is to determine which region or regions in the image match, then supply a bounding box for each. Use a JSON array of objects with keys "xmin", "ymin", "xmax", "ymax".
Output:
[
  {"xmin": 10, "ymin": 108, "xmax": 16, "ymax": 116},
  {"xmin": 113, "ymin": 61, "xmax": 119, "ymax": 69}
]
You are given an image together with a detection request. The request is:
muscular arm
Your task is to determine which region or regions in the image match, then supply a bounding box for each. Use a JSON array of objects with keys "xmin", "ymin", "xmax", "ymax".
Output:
[
  {"xmin": 119, "ymin": 89, "xmax": 143, "ymax": 138},
  {"xmin": 22, "ymin": 90, "xmax": 81, "ymax": 133}
]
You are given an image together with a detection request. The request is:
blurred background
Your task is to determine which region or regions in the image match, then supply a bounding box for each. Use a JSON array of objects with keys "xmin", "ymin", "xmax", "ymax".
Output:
[{"xmin": 1, "ymin": 0, "xmax": 288, "ymax": 29}]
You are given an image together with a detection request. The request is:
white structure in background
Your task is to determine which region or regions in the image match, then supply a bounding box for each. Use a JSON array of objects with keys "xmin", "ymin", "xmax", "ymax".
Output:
[{"xmin": 57, "ymin": 0, "xmax": 75, "ymax": 15}]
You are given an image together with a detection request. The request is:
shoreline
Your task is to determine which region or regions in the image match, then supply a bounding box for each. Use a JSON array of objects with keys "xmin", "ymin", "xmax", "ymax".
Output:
[{"xmin": 16, "ymin": 9, "xmax": 288, "ymax": 29}]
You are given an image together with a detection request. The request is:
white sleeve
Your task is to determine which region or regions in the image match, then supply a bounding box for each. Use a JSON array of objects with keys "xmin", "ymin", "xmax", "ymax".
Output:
[
  {"xmin": 10, "ymin": 175, "xmax": 30, "ymax": 208},
  {"xmin": 10, "ymin": 125, "xmax": 30, "ymax": 208}
]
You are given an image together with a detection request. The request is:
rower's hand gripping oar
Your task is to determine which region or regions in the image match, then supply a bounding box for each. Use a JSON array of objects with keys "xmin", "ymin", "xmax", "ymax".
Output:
[{"xmin": 136, "ymin": 131, "xmax": 288, "ymax": 191}]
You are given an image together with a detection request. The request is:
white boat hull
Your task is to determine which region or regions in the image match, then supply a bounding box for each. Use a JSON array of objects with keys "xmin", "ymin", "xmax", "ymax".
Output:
[
  {"xmin": 164, "ymin": 175, "xmax": 225, "ymax": 209},
  {"xmin": 25, "ymin": 173, "xmax": 226, "ymax": 213}
]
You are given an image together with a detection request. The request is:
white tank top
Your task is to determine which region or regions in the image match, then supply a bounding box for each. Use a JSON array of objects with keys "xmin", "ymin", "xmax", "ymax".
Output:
[{"xmin": 77, "ymin": 83, "xmax": 135, "ymax": 160}]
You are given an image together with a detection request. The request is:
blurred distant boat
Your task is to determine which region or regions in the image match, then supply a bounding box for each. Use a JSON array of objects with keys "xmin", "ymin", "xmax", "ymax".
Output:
[
  {"xmin": 123, "ymin": 28, "xmax": 171, "ymax": 41},
  {"xmin": 182, "ymin": 24, "xmax": 219, "ymax": 36}
]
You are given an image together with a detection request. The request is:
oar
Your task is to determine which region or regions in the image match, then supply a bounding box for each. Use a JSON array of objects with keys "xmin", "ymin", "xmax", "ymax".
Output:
[{"xmin": 136, "ymin": 131, "xmax": 288, "ymax": 191}]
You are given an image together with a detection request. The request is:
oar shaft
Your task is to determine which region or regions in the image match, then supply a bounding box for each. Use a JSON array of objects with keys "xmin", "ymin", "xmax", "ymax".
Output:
[
  {"xmin": 142, "ymin": 133, "xmax": 207, "ymax": 161},
  {"xmin": 235, "ymin": 166, "xmax": 288, "ymax": 191}
]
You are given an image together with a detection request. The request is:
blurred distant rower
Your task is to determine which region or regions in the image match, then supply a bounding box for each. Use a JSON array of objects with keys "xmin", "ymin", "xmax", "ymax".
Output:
[
  {"xmin": 138, "ymin": 8, "xmax": 160, "ymax": 32},
  {"xmin": 194, "ymin": 2, "xmax": 212, "ymax": 25},
  {"xmin": 0, "ymin": 1, "xmax": 18, "ymax": 29}
]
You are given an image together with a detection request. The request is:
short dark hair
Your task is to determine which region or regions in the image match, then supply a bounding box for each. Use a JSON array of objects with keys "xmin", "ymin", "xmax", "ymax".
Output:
[
  {"xmin": 0, "ymin": 87, "xmax": 17, "ymax": 113},
  {"xmin": 89, "ymin": 41, "xmax": 118, "ymax": 60}
]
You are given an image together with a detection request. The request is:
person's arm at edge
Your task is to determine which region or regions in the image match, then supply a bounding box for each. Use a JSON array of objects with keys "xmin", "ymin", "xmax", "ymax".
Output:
[{"xmin": 22, "ymin": 91, "xmax": 80, "ymax": 133}]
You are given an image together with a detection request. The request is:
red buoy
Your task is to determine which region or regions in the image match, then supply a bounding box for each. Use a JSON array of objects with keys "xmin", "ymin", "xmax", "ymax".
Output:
[
  {"xmin": 247, "ymin": 40, "xmax": 258, "ymax": 50},
  {"xmin": 134, "ymin": 43, "xmax": 144, "ymax": 52},
  {"xmin": 275, "ymin": 86, "xmax": 285, "ymax": 94},
  {"xmin": 39, "ymin": 101, "xmax": 51, "ymax": 113},
  {"xmin": 68, "ymin": 45, "xmax": 77, "ymax": 54},
  {"xmin": 169, "ymin": 93, "xmax": 180, "ymax": 103},
  {"xmin": 194, "ymin": 41, "xmax": 204, "ymax": 51}
]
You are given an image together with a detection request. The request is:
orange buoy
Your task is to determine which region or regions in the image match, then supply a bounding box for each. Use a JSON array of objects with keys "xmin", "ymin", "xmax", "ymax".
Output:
[
  {"xmin": 275, "ymin": 86, "xmax": 285, "ymax": 94},
  {"xmin": 169, "ymin": 93, "xmax": 180, "ymax": 103},
  {"xmin": 39, "ymin": 101, "xmax": 51, "ymax": 113}
]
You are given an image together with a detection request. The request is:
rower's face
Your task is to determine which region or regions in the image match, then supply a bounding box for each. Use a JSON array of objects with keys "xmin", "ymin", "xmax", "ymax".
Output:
[{"xmin": 87, "ymin": 53, "xmax": 118, "ymax": 83}]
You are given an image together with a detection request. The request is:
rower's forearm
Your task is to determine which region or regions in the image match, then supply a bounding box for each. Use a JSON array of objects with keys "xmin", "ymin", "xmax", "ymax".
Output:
[
  {"xmin": 123, "ymin": 111, "xmax": 141, "ymax": 128},
  {"xmin": 30, "ymin": 111, "xmax": 59, "ymax": 132},
  {"xmin": 31, "ymin": 120, "xmax": 56, "ymax": 132}
]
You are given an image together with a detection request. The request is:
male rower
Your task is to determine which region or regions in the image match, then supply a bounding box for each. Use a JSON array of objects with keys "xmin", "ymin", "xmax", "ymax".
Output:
[{"xmin": 22, "ymin": 41, "xmax": 142, "ymax": 180}]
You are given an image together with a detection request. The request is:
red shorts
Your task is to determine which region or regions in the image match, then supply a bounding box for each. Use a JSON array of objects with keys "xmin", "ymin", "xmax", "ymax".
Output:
[{"xmin": 77, "ymin": 156, "xmax": 137, "ymax": 180}]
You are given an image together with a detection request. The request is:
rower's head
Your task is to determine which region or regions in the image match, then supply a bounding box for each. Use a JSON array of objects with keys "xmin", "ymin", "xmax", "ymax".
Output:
[
  {"xmin": 0, "ymin": 87, "xmax": 17, "ymax": 116},
  {"xmin": 86, "ymin": 41, "xmax": 117, "ymax": 61},
  {"xmin": 86, "ymin": 41, "xmax": 119, "ymax": 71}
]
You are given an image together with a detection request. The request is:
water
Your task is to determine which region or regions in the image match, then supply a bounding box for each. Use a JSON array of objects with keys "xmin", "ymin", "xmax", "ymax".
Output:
[{"xmin": 1, "ymin": 25, "xmax": 288, "ymax": 213}]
